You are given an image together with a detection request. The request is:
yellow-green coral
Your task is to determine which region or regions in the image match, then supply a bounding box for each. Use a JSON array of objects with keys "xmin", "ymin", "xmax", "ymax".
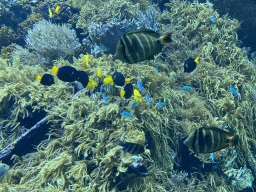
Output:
[
  {"xmin": 77, "ymin": 0, "xmax": 141, "ymax": 33},
  {"xmin": 0, "ymin": 26, "xmax": 16, "ymax": 48}
]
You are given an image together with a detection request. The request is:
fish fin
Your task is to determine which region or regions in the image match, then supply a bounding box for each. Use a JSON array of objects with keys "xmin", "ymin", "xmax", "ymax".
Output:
[
  {"xmin": 117, "ymin": 139, "xmax": 125, "ymax": 147},
  {"xmin": 160, "ymin": 32, "xmax": 172, "ymax": 43},
  {"xmin": 125, "ymin": 78, "xmax": 130, "ymax": 84},
  {"xmin": 120, "ymin": 90, "xmax": 125, "ymax": 97},
  {"xmin": 36, "ymin": 75, "xmax": 41, "ymax": 81},
  {"xmin": 229, "ymin": 135, "xmax": 239, "ymax": 146},
  {"xmin": 126, "ymin": 29, "xmax": 159, "ymax": 38},
  {"xmin": 194, "ymin": 57, "xmax": 199, "ymax": 63}
]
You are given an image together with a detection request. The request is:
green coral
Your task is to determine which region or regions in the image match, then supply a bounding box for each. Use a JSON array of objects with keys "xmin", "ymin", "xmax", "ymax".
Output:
[
  {"xmin": 0, "ymin": 26, "xmax": 16, "ymax": 49},
  {"xmin": 76, "ymin": 0, "xmax": 144, "ymax": 33},
  {"xmin": 17, "ymin": 13, "xmax": 43, "ymax": 40}
]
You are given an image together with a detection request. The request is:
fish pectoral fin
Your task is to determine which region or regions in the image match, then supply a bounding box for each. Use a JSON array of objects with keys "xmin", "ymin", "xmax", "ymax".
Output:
[{"xmin": 229, "ymin": 135, "xmax": 239, "ymax": 146}]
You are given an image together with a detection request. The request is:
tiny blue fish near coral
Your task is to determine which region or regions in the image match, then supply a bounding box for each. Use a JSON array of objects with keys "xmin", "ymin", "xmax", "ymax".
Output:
[
  {"xmin": 155, "ymin": 102, "xmax": 166, "ymax": 108},
  {"xmin": 130, "ymin": 101, "xmax": 139, "ymax": 107},
  {"xmin": 230, "ymin": 87, "xmax": 241, "ymax": 99},
  {"xmin": 179, "ymin": 86, "xmax": 192, "ymax": 92},
  {"xmin": 209, "ymin": 17, "xmax": 216, "ymax": 23},
  {"xmin": 137, "ymin": 81, "xmax": 144, "ymax": 93},
  {"xmin": 102, "ymin": 94, "xmax": 108, "ymax": 105},
  {"xmin": 121, "ymin": 111, "xmax": 135, "ymax": 118}
]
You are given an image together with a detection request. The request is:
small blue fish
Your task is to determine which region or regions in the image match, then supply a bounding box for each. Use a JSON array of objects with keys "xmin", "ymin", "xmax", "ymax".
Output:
[
  {"xmin": 42, "ymin": 7, "xmax": 48, "ymax": 11},
  {"xmin": 155, "ymin": 67, "xmax": 159, "ymax": 73},
  {"xmin": 179, "ymin": 86, "xmax": 192, "ymax": 92},
  {"xmin": 151, "ymin": 27, "xmax": 158, "ymax": 32},
  {"xmin": 230, "ymin": 87, "xmax": 241, "ymax": 99},
  {"xmin": 220, "ymin": 123, "xmax": 228, "ymax": 130},
  {"xmin": 210, "ymin": 153, "xmax": 215, "ymax": 164},
  {"xmin": 146, "ymin": 94, "xmax": 150, "ymax": 106},
  {"xmin": 155, "ymin": 102, "xmax": 166, "ymax": 108},
  {"xmin": 102, "ymin": 94, "xmax": 108, "ymax": 105},
  {"xmin": 131, "ymin": 101, "xmax": 139, "ymax": 107},
  {"xmin": 137, "ymin": 81, "xmax": 144, "ymax": 93},
  {"xmin": 209, "ymin": 17, "xmax": 216, "ymax": 23},
  {"xmin": 98, "ymin": 45, "xmax": 110, "ymax": 52},
  {"xmin": 121, "ymin": 111, "xmax": 135, "ymax": 118}
]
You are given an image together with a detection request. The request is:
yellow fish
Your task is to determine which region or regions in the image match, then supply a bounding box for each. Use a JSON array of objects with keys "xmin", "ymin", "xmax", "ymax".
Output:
[
  {"xmin": 55, "ymin": 6, "xmax": 60, "ymax": 14},
  {"xmin": 86, "ymin": 79, "xmax": 98, "ymax": 90},
  {"xmin": 120, "ymin": 90, "xmax": 125, "ymax": 97},
  {"xmin": 134, "ymin": 89, "xmax": 142, "ymax": 102},
  {"xmin": 36, "ymin": 75, "xmax": 41, "ymax": 81},
  {"xmin": 125, "ymin": 78, "xmax": 130, "ymax": 84},
  {"xmin": 194, "ymin": 57, "xmax": 199, "ymax": 63},
  {"xmin": 103, "ymin": 76, "xmax": 114, "ymax": 86},
  {"xmin": 85, "ymin": 54, "xmax": 89, "ymax": 66},
  {"xmin": 97, "ymin": 67, "xmax": 101, "ymax": 78},
  {"xmin": 48, "ymin": 7, "xmax": 53, "ymax": 18},
  {"xmin": 51, "ymin": 65, "xmax": 58, "ymax": 74}
]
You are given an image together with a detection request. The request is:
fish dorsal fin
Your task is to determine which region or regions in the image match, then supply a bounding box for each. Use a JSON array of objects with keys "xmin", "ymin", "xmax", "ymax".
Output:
[{"xmin": 126, "ymin": 29, "xmax": 159, "ymax": 38}]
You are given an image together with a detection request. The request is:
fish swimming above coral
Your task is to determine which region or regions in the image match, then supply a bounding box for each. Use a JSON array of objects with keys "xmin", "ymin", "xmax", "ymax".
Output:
[
  {"xmin": 102, "ymin": 84, "xmax": 120, "ymax": 96},
  {"xmin": 76, "ymin": 71, "xmax": 89, "ymax": 88},
  {"xmin": 179, "ymin": 86, "xmax": 192, "ymax": 92},
  {"xmin": 121, "ymin": 83, "xmax": 133, "ymax": 99},
  {"xmin": 230, "ymin": 87, "xmax": 241, "ymax": 99},
  {"xmin": 119, "ymin": 140, "xmax": 145, "ymax": 155},
  {"xmin": 121, "ymin": 111, "xmax": 135, "ymax": 119},
  {"xmin": 0, "ymin": 163, "xmax": 9, "ymax": 179},
  {"xmin": 36, "ymin": 74, "xmax": 55, "ymax": 86},
  {"xmin": 184, "ymin": 127, "xmax": 238, "ymax": 153},
  {"xmin": 115, "ymin": 29, "xmax": 172, "ymax": 64},
  {"xmin": 112, "ymin": 71, "xmax": 125, "ymax": 86},
  {"xmin": 103, "ymin": 76, "xmax": 114, "ymax": 86},
  {"xmin": 57, "ymin": 66, "xmax": 78, "ymax": 82},
  {"xmin": 184, "ymin": 57, "xmax": 199, "ymax": 73}
]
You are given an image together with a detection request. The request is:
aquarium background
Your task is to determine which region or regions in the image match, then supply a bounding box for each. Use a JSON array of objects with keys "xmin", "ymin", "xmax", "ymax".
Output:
[{"xmin": 0, "ymin": 0, "xmax": 256, "ymax": 191}]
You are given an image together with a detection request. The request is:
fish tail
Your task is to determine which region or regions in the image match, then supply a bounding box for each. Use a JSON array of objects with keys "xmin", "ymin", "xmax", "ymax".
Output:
[
  {"xmin": 160, "ymin": 32, "xmax": 172, "ymax": 43},
  {"xmin": 194, "ymin": 57, "xmax": 199, "ymax": 63},
  {"xmin": 117, "ymin": 139, "xmax": 124, "ymax": 147},
  {"xmin": 229, "ymin": 135, "xmax": 239, "ymax": 146}
]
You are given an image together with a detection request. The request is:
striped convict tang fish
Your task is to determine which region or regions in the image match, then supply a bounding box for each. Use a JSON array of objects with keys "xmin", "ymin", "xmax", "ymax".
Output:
[
  {"xmin": 119, "ymin": 140, "xmax": 145, "ymax": 155},
  {"xmin": 184, "ymin": 127, "xmax": 238, "ymax": 153},
  {"xmin": 102, "ymin": 84, "xmax": 120, "ymax": 96},
  {"xmin": 115, "ymin": 29, "xmax": 172, "ymax": 64}
]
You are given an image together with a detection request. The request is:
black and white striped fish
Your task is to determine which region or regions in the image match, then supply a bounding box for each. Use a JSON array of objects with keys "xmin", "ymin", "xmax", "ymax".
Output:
[
  {"xmin": 119, "ymin": 140, "xmax": 145, "ymax": 155},
  {"xmin": 102, "ymin": 84, "xmax": 120, "ymax": 96},
  {"xmin": 184, "ymin": 127, "xmax": 238, "ymax": 153},
  {"xmin": 115, "ymin": 29, "xmax": 172, "ymax": 64}
]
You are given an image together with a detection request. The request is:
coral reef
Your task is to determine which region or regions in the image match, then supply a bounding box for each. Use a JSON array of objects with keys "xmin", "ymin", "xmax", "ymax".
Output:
[
  {"xmin": 1, "ymin": 0, "xmax": 256, "ymax": 191},
  {"xmin": 83, "ymin": 5, "xmax": 160, "ymax": 56},
  {"xmin": 0, "ymin": 26, "xmax": 16, "ymax": 48},
  {"xmin": 12, "ymin": 19, "xmax": 81, "ymax": 68},
  {"xmin": 76, "ymin": 0, "xmax": 144, "ymax": 33},
  {"xmin": 25, "ymin": 19, "xmax": 80, "ymax": 61}
]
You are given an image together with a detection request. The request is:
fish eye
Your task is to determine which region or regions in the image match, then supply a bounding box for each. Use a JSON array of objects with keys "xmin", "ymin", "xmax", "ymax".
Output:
[
  {"xmin": 156, "ymin": 40, "xmax": 161, "ymax": 44},
  {"xmin": 226, "ymin": 139, "xmax": 229, "ymax": 143}
]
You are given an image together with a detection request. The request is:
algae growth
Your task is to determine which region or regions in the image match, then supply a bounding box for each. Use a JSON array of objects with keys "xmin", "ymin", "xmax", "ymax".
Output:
[{"xmin": 0, "ymin": 0, "xmax": 256, "ymax": 191}]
